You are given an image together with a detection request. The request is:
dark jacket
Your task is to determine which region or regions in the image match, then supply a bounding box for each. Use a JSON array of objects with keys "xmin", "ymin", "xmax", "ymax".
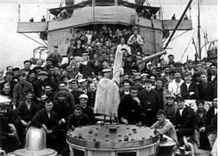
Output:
[
  {"xmin": 15, "ymin": 101, "xmax": 39, "ymax": 123},
  {"xmin": 67, "ymin": 113, "xmax": 90, "ymax": 129},
  {"xmin": 198, "ymin": 82, "xmax": 214, "ymax": 101},
  {"xmin": 205, "ymin": 106, "xmax": 217, "ymax": 134},
  {"xmin": 181, "ymin": 82, "xmax": 199, "ymax": 99},
  {"xmin": 175, "ymin": 106, "xmax": 195, "ymax": 136},
  {"xmin": 118, "ymin": 94, "xmax": 141, "ymax": 124},
  {"xmin": 53, "ymin": 90, "xmax": 75, "ymax": 120},
  {"xmin": 82, "ymin": 106, "xmax": 95, "ymax": 124},
  {"xmin": 164, "ymin": 103, "xmax": 178, "ymax": 124},
  {"xmin": 138, "ymin": 89, "xmax": 160, "ymax": 126},
  {"xmin": 71, "ymin": 89, "xmax": 84, "ymax": 104},
  {"xmin": 31, "ymin": 108, "xmax": 59, "ymax": 131}
]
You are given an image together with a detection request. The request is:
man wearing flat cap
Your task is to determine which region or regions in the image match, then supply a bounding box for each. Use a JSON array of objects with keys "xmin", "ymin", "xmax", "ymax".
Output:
[
  {"xmin": 138, "ymin": 79, "xmax": 161, "ymax": 126},
  {"xmin": 174, "ymin": 96, "xmax": 195, "ymax": 145},
  {"xmin": 180, "ymin": 72, "xmax": 199, "ymax": 100},
  {"xmin": 13, "ymin": 72, "xmax": 34, "ymax": 107},
  {"xmin": 164, "ymin": 94, "xmax": 177, "ymax": 124}
]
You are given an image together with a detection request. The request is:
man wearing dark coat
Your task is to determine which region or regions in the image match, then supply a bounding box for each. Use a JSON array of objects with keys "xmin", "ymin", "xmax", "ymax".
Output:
[
  {"xmin": 138, "ymin": 79, "xmax": 161, "ymax": 126},
  {"xmin": 31, "ymin": 99, "xmax": 66, "ymax": 154},
  {"xmin": 79, "ymin": 94, "xmax": 95, "ymax": 124},
  {"xmin": 14, "ymin": 91, "xmax": 39, "ymax": 144},
  {"xmin": 198, "ymin": 73, "xmax": 214, "ymax": 101},
  {"xmin": 13, "ymin": 72, "xmax": 34, "ymax": 107},
  {"xmin": 53, "ymin": 82, "xmax": 75, "ymax": 121},
  {"xmin": 67, "ymin": 105, "xmax": 91, "ymax": 129},
  {"xmin": 180, "ymin": 72, "xmax": 199, "ymax": 99},
  {"xmin": 174, "ymin": 96, "xmax": 195, "ymax": 145},
  {"xmin": 199, "ymin": 98, "xmax": 217, "ymax": 149},
  {"xmin": 118, "ymin": 86, "xmax": 141, "ymax": 125}
]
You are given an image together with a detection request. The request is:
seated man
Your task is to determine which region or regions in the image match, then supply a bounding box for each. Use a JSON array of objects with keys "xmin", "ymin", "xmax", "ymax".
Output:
[
  {"xmin": 79, "ymin": 94, "xmax": 95, "ymax": 124},
  {"xmin": 199, "ymin": 98, "xmax": 217, "ymax": 149},
  {"xmin": 67, "ymin": 105, "xmax": 91, "ymax": 129},
  {"xmin": 164, "ymin": 94, "xmax": 178, "ymax": 124},
  {"xmin": 174, "ymin": 97, "xmax": 195, "ymax": 145},
  {"xmin": 31, "ymin": 99, "xmax": 66, "ymax": 154},
  {"xmin": 151, "ymin": 109, "xmax": 178, "ymax": 143}
]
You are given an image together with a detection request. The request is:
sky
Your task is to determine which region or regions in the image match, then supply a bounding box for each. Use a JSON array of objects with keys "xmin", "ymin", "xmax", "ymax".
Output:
[{"xmin": 0, "ymin": 0, "xmax": 218, "ymax": 70}]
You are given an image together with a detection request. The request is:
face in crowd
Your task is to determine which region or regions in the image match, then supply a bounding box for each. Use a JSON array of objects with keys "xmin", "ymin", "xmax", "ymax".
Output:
[
  {"xmin": 212, "ymin": 98, "xmax": 217, "ymax": 108},
  {"xmin": 174, "ymin": 72, "xmax": 181, "ymax": 83},
  {"xmin": 200, "ymin": 74, "xmax": 208, "ymax": 83},
  {"xmin": 45, "ymin": 100, "xmax": 53, "ymax": 112},
  {"xmin": 130, "ymin": 89, "xmax": 138, "ymax": 98},
  {"xmin": 167, "ymin": 97, "xmax": 175, "ymax": 105},
  {"xmin": 177, "ymin": 99, "xmax": 185, "ymax": 109}
]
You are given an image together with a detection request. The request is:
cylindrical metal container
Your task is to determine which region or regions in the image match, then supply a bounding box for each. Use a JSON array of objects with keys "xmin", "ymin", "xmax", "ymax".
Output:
[{"xmin": 67, "ymin": 124, "xmax": 160, "ymax": 156}]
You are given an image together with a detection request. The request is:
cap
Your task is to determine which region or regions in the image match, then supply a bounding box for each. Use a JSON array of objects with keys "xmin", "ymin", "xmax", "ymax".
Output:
[
  {"xmin": 141, "ymin": 73, "xmax": 148, "ymax": 77},
  {"xmin": 165, "ymin": 94, "xmax": 175, "ymax": 99},
  {"xmin": 144, "ymin": 79, "xmax": 153, "ymax": 84},
  {"xmin": 23, "ymin": 60, "xmax": 32, "ymax": 64},
  {"xmin": 78, "ymin": 78, "xmax": 86, "ymax": 83},
  {"xmin": 79, "ymin": 94, "xmax": 88, "ymax": 99},
  {"xmin": 6, "ymin": 71, "xmax": 14, "ymax": 75},
  {"xmin": 102, "ymin": 68, "xmax": 111, "ymax": 73},
  {"xmin": 184, "ymin": 72, "xmax": 192, "ymax": 77},
  {"xmin": 33, "ymin": 66, "xmax": 43, "ymax": 71},
  {"xmin": 156, "ymin": 109, "xmax": 166, "ymax": 116},
  {"xmin": 12, "ymin": 67, "xmax": 20, "ymax": 72},
  {"xmin": 175, "ymin": 96, "xmax": 184, "ymax": 102},
  {"xmin": 24, "ymin": 90, "xmax": 34, "ymax": 95},
  {"xmin": 38, "ymin": 71, "xmax": 48, "ymax": 76}
]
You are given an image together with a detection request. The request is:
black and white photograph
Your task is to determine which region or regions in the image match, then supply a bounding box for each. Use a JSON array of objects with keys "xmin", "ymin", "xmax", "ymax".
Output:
[{"xmin": 0, "ymin": 0, "xmax": 218, "ymax": 155}]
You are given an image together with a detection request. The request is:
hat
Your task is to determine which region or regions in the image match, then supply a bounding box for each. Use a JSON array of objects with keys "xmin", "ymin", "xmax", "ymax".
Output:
[
  {"xmin": 38, "ymin": 71, "xmax": 48, "ymax": 76},
  {"xmin": 156, "ymin": 109, "xmax": 166, "ymax": 116},
  {"xmin": 102, "ymin": 68, "xmax": 111, "ymax": 73},
  {"xmin": 33, "ymin": 66, "xmax": 43, "ymax": 71},
  {"xmin": 141, "ymin": 73, "xmax": 148, "ymax": 77},
  {"xmin": 25, "ymin": 90, "xmax": 34, "ymax": 95},
  {"xmin": 81, "ymin": 52, "xmax": 89, "ymax": 56},
  {"xmin": 184, "ymin": 72, "xmax": 192, "ymax": 77},
  {"xmin": 78, "ymin": 78, "xmax": 86, "ymax": 83},
  {"xmin": 165, "ymin": 94, "xmax": 175, "ymax": 99},
  {"xmin": 23, "ymin": 60, "xmax": 32, "ymax": 64},
  {"xmin": 79, "ymin": 94, "xmax": 88, "ymax": 99},
  {"xmin": 175, "ymin": 96, "xmax": 184, "ymax": 102},
  {"xmin": 144, "ymin": 79, "xmax": 152, "ymax": 84},
  {"xmin": 46, "ymin": 57, "xmax": 55, "ymax": 63},
  {"xmin": 12, "ymin": 67, "xmax": 20, "ymax": 72},
  {"xmin": 6, "ymin": 71, "xmax": 14, "ymax": 75}
]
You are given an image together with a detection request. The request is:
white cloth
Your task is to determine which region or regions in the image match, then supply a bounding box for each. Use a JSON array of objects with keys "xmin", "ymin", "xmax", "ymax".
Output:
[
  {"xmin": 116, "ymin": 44, "xmax": 131, "ymax": 55},
  {"xmin": 112, "ymin": 48, "xmax": 124, "ymax": 84},
  {"xmin": 94, "ymin": 78, "xmax": 120, "ymax": 117},
  {"xmin": 168, "ymin": 79, "xmax": 184, "ymax": 96}
]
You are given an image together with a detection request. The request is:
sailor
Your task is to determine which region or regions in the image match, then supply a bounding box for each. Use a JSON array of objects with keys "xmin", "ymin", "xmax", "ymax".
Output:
[
  {"xmin": 138, "ymin": 79, "xmax": 161, "ymax": 126},
  {"xmin": 151, "ymin": 109, "xmax": 178, "ymax": 143},
  {"xmin": 79, "ymin": 94, "xmax": 95, "ymax": 124}
]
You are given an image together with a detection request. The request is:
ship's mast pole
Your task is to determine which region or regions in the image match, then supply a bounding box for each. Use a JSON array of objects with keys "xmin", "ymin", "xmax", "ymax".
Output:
[
  {"xmin": 164, "ymin": 0, "xmax": 193, "ymax": 49},
  {"xmin": 18, "ymin": 4, "xmax": 21, "ymax": 22},
  {"xmin": 197, "ymin": 0, "xmax": 202, "ymax": 59}
]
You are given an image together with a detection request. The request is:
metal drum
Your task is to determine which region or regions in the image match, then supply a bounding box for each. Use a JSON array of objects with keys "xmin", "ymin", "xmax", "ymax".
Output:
[
  {"xmin": 67, "ymin": 124, "xmax": 160, "ymax": 156},
  {"xmin": 9, "ymin": 127, "xmax": 57, "ymax": 156}
]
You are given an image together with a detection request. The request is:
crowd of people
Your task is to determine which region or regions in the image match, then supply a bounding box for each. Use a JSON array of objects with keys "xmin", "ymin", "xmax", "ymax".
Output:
[{"xmin": 0, "ymin": 25, "xmax": 217, "ymax": 155}]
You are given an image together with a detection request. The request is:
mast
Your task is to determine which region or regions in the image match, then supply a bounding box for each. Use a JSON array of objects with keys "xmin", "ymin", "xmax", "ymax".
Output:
[
  {"xmin": 197, "ymin": 0, "xmax": 202, "ymax": 59},
  {"xmin": 164, "ymin": 0, "xmax": 193, "ymax": 49}
]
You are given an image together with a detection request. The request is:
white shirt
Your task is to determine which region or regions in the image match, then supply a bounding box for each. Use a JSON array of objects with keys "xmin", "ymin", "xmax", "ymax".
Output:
[
  {"xmin": 179, "ymin": 109, "xmax": 184, "ymax": 117},
  {"xmin": 168, "ymin": 79, "xmax": 184, "ymax": 96}
]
